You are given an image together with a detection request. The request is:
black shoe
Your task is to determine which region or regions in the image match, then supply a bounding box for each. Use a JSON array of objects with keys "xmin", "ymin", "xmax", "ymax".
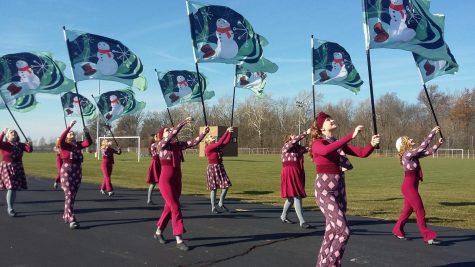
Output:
[
  {"xmin": 53, "ymin": 182, "xmax": 58, "ymax": 189},
  {"xmin": 394, "ymin": 235, "xmax": 408, "ymax": 240},
  {"xmin": 218, "ymin": 205, "xmax": 229, "ymax": 212},
  {"xmin": 211, "ymin": 207, "xmax": 221, "ymax": 214},
  {"xmin": 281, "ymin": 218, "xmax": 294, "ymax": 224},
  {"xmin": 147, "ymin": 201, "xmax": 157, "ymax": 206},
  {"xmin": 427, "ymin": 239, "xmax": 441, "ymax": 245},
  {"xmin": 153, "ymin": 233, "xmax": 166, "ymax": 244},
  {"xmin": 176, "ymin": 242, "xmax": 189, "ymax": 251},
  {"xmin": 300, "ymin": 222, "xmax": 312, "ymax": 229}
]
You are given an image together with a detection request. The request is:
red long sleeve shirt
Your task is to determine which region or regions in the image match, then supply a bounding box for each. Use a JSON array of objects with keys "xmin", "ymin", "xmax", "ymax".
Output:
[
  {"xmin": 58, "ymin": 126, "xmax": 93, "ymax": 163},
  {"xmin": 311, "ymin": 131, "xmax": 374, "ymax": 174},
  {"xmin": 0, "ymin": 132, "xmax": 33, "ymax": 162},
  {"xmin": 205, "ymin": 130, "xmax": 231, "ymax": 164}
]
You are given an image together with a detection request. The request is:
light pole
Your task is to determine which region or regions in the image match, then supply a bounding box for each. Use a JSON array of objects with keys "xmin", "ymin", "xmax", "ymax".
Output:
[{"xmin": 296, "ymin": 101, "xmax": 303, "ymax": 133}]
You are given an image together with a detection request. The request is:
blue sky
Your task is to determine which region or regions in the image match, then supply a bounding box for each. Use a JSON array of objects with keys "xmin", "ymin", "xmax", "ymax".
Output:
[{"xmin": 1, "ymin": 0, "xmax": 474, "ymax": 140}]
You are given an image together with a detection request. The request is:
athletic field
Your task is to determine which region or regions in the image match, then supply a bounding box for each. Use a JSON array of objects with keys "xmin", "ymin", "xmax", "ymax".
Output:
[{"xmin": 22, "ymin": 152, "xmax": 475, "ymax": 230}]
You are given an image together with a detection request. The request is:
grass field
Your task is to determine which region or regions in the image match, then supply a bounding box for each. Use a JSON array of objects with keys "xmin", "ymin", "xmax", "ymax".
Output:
[{"xmin": 21, "ymin": 152, "xmax": 475, "ymax": 230}]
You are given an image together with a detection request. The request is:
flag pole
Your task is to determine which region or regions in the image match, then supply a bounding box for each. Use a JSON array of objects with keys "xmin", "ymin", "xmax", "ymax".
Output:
[
  {"xmin": 62, "ymin": 26, "xmax": 86, "ymax": 129},
  {"xmin": 362, "ymin": 0, "xmax": 379, "ymax": 148},
  {"xmin": 96, "ymin": 80, "xmax": 101, "ymax": 159},
  {"xmin": 311, "ymin": 35, "xmax": 316, "ymax": 119},
  {"xmin": 91, "ymin": 94, "xmax": 119, "ymax": 147},
  {"xmin": 186, "ymin": 1, "xmax": 208, "ymax": 126},
  {"xmin": 0, "ymin": 93, "xmax": 28, "ymax": 141},
  {"xmin": 60, "ymin": 93, "xmax": 68, "ymax": 128},
  {"xmin": 230, "ymin": 65, "xmax": 238, "ymax": 126},
  {"xmin": 422, "ymin": 83, "xmax": 444, "ymax": 139},
  {"xmin": 194, "ymin": 64, "xmax": 208, "ymax": 126}
]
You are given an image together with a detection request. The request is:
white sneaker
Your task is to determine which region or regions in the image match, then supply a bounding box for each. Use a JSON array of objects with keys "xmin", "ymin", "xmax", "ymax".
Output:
[
  {"xmin": 108, "ymin": 191, "xmax": 114, "ymax": 196},
  {"xmin": 69, "ymin": 221, "xmax": 79, "ymax": 229},
  {"xmin": 53, "ymin": 182, "xmax": 58, "ymax": 189},
  {"xmin": 427, "ymin": 239, "xmax": 441, "ymax": 245},
  {"xmin": 100, "ymin": 190, "xmax": 106, "ymax": 195}
]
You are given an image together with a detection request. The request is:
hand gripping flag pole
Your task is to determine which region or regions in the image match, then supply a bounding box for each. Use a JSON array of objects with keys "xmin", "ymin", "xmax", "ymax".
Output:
[{"xmin": 63, "ymin": 26, "xmax": 86, "ymax": 129}]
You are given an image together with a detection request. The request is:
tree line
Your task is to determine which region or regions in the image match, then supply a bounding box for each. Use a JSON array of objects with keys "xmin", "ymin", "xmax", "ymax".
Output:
[{"xmin": 34, "ymin": 85, "xmax": 474, "ymax": 153}]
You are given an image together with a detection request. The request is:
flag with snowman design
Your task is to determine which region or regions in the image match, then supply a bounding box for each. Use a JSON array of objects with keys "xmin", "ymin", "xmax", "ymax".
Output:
[
  {"xmin": 0, "ymin": 92, "xmax": 38, "ymax": 113},
  {"xmin": 0, "ymin": 52, "xmax": 74, "ymax": 99},
  {"xmin": 64, "ymin": 29, "xmax": 147, "ymax": 91},
  {"xmin": 61, "ymin": 92, "xmax": 97, "ymax": 121},
  {"xmin": 235, "ymin": 65, "xmax": 267, "ymax": 97},
  {"xmin": 157, "ymin": 70, "xmax": 215, "ymax": 107},
  {"xmin": 413, "ymin": 45, "xmax": 458, "ymax": 83},
  {"xmin": 186, "ymin": 1, "xmax": 278, "ymax": 73},
  {"xmin": 312, "ymin": 39, "xmax": 363, "ymax": 94},
  {"xmin": 94, "ymin": 88, "xmax": 145, "ymax": 123},
  {"xmin": 363, "ymin": 0, "xmax": 454, "ymax": 62}
]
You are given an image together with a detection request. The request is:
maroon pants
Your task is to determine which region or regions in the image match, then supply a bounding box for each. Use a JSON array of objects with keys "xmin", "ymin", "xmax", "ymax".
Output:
[
  {"xmin": 315, "ymin": 173, "xmax": 350, "ymax": 267},
  {"xmin": 60, "ymin": 162, "xmax": 82, "ymax": 223},
  {"xmin": 156, "ymin": 165, "xmax": 185, "ymax": 236},
  {"xmin": 55, "ymin": 156, "xmax": 62, "ymax": 183},
  {"xmin": 100, "ymin": 161, "xmax": 114, "ymax": 192},
  {"xmin": 393, "ymin": 175, "xmax": 437, "ymax": 241}
]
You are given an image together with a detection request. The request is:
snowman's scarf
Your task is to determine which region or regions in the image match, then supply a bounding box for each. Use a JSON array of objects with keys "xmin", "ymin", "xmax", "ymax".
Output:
[
  {"xmin": 324, "ymin": 135, "xmax": 353, "ymax": 172},
  {"xmin": 98, "ymin": 48, "xmax": 112, "ymax": 58},
  {"xmin": 217, "ymin": 26, "xmax": 232, "ymax": 38},
  {"xmin": 177, "ymin": 80, "xmax": 188, "ymax": 86},
  {"xmin": 389, "ymin": 3, "xmax": 406, "ymax": 20},
  {"xmin": 18, "ymin": 66, "xmax": 32, "ymax": 74},
  {"xmin": 333, "ymin": 58, "xmax": 344, "ymax": 67}
]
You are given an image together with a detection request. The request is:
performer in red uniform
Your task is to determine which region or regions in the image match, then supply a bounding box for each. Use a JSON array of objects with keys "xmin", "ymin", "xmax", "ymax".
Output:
[
  {"xmin": 311, "ymin": 112, "xmax": 380, "ymax": 267},
  {"xmin": 53, "ymin": 137, "xmax": 62, "ymax": 189},
  {"xmin": 153, "ymin": 117, "xmax": 209, "ymax": 251},
  {"xmin": 146, "ymin": 133, "xmax": 161, "ymax": 205},
  {"xmin": 58, "ymin": 120, "xmax": 92, "ymax": 229},
  {"xmin": 393, "ymin": 126, "xmax": 443, "ymax": 245},
  {"xmin": 204, "ymin": 127, "xmax": 233, "ymax": 213},
  {"xmin": 100, "ymin": 139, "xmax": 121, "ymax": 196},
  {"xmin": 280, "ymin": 128, "xmax": 311, "ymax": 228},
  {"xmin": 0, "ymin": 128, "xmax": 33, "ymax": 217}
]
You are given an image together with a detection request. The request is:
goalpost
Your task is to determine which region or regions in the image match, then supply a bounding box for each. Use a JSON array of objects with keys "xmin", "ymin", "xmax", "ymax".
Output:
[
  {"xmin": 97, "ymin": 136, "xmax": 141, "ymax": 162},
  {"xmin": 433, "ymin": 148, "xmax": 464, "ymax": 159}
]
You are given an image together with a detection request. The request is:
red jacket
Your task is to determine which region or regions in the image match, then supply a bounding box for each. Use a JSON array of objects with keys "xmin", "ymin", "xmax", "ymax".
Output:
[
  {"xmin": 0, "ymin": 131, "xmax": 33, "ymax": 162},
  {"xmin": 58, "ymin": 126, "xmax": 92, "ymax": 163},
  {"xmin": 205, "ymin": 130, "xmax": 231, "ymax": 164}
]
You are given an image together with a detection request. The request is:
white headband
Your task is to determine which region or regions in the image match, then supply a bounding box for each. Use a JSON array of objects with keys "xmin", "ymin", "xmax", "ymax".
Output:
[{"xmin": 395, "ymin": 137, "xmax": 403, "ymax": 152}]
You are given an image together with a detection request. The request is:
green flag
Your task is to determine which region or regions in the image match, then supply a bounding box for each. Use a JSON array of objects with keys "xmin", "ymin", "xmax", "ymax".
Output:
[
  {"xmin": 413, "ymin": 46, "xmax": 458, "ymax": 83},
  {"xmin": 235, "ymin": 65, "xmax": 267, "ymax": 97},
  {"xmin": 64, "ymin": 29, "xmax": 147, "ymax": 91},
  {"xmin": 61, "ymin": 92, "xmax": 97, "ymax": 121},
  {"xmin": 186, "ymin": 0, "xmax": 278, "ymax": 73},
  {"xmin": 0, "ymin": 52, "xmax": 74, "ymax": 99},
  {"xmin": 157, "ymin": 70, "xmax": 214, "ymax": 107},
  {"xmin": 0, "ymin": 92, "xmax": 37, "ymax": 113},
  {"xmin": 363, "ymin": 0, "xmax": 453, "ymax": 62},
  {"xmin": 312, "ymin": 39, "xmax": 363, "ymax": 94},
  {"xmin": 94, "ymin": 88, "xmax": 146, "ymax": 123}
]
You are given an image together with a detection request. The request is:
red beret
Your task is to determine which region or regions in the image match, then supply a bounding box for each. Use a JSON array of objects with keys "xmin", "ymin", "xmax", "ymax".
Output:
[
  {"xmin": 158, "ymin": 127, "xmax": 167, "ymax": 140},
  {"xmin": 316, "ymin": 112, "xmax": 330, "ymax": 129}
]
